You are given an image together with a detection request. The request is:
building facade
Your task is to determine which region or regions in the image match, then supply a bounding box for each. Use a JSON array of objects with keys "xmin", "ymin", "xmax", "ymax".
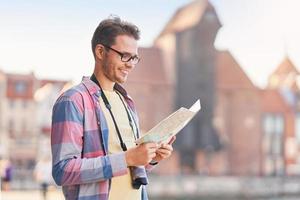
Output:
[{"xmin": 0, "ymin": 71, "xmax": 71, "ymax": 185}]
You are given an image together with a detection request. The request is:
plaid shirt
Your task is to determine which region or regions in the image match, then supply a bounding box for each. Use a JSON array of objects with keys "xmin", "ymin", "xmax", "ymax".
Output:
[{"xmin": 51, "ymin": 77, "xmax": 152, "ymax": 200}]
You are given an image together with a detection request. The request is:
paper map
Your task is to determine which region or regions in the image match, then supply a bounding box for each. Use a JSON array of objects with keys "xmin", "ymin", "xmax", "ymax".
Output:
[{"xmin": 135, "ymin": 99, "xmax": 201, "ymax": 144}]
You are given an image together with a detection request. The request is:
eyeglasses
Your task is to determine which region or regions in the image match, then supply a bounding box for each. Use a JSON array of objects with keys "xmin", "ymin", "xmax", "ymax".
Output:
[{"xmin": 101, "ymin": 44, "xmax": 140, "ymax": 65}]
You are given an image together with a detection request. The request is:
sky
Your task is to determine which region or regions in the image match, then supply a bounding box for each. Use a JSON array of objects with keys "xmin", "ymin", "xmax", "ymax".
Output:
[
  {"xmin": 1, "ymin": 0, "xmax": 300, "ymax": 88},
  {"xmin": 212, "ymin": 0, "xmax": 300, "ymax": 88}
]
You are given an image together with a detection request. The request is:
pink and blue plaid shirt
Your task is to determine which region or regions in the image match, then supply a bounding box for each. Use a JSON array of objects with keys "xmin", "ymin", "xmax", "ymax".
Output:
[{"xmin": 51, "ymin": 77, "xmax": 152, "ymax": 200}]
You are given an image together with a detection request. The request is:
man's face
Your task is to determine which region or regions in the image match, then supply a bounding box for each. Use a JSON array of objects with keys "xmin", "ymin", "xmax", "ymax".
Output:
[{"xmin": 101, "ymin": 35, "xmax": 138, "ymax": 84}]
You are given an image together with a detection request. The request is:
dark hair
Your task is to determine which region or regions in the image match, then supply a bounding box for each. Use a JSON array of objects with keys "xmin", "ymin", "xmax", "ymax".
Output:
[{"xmin": 91, "ymin": 16, "xmax": 140, "ymax": 57}]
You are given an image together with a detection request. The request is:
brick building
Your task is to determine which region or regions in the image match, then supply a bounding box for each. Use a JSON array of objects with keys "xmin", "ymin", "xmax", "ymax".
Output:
[
  {"xmin": 265, "ymin": 57, "xmax": 300, "ymax": 175},
  {"xmin": 154, "ymin": 0, "xmax": 223, "ymax": 174},
  {"xmin": 214, "ymin": 51, "xmax": 262, "ymax": 175},
  {"xmin": 3, "ymin": 72, "xmax": 38, "ymax": 180},
  {"xmin": 0, "ymin": 71, "xmax": 71, "ymax": 184},
  {"xmin": 125, "ymin": 0, "xmax": 300, "ymax": 177},
  {"xmin": 261, "ymin": 89, "xmax": 292, "ymax": 175}
]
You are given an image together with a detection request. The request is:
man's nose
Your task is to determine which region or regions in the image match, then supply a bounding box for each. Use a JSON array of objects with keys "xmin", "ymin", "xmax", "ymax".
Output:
[{"xmin": 125, "ymin": 60, "xmax": 135, "ymax": 68}]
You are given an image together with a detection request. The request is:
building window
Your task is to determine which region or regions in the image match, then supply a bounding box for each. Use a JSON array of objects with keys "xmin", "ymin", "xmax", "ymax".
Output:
[
  {"xmin": 15, "ymin": 81, "xmax": 27, "ymax": 94},
  {"xmin": 263, "ymin": 113, "xmax": 284, "ymax": 176},
  {"xmin": 263, "ymin": 114, "xmax": 284, "ymax": 136}
]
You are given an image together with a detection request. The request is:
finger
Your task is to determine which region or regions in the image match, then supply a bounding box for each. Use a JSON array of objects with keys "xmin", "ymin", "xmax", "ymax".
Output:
[
  {"xmin": 168, "ymin": 136, "xmax": 176, "ymax": 145},
  {"xmin": 156, "ymin": 152, "xmax": 167, "ymax": 158},
  {"xmin": 160, "ymin": 144, "xmax": 173, "ymax": 151},
  {"xmin": 157, "ymin": 142, "xmax": 163, "ymax": 148},
  {"xmin": 157, "ymin": 149, "xmax": 172, "ymax": 155},
  {"xmin": 156, "ymin": 151, "xmax": 170, "ymax": 159},
  {"xmin": 148, "ymin": 148, "xmax": 158, "ymax": 154},
  {"xmin": 149, "ymin": 152, "xmax": 157, "ymax": 159}
]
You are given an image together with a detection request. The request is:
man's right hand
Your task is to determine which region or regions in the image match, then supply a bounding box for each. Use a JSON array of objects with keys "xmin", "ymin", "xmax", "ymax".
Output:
[{"xmin": 125, "ymin": 143, "xmax": 158, "ymax": 166}]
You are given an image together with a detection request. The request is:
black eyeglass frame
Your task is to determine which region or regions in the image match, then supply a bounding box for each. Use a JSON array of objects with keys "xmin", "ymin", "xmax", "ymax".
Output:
[{"xmin": 101, "ymin": 44, "xmax": 140, "ymax": 64}]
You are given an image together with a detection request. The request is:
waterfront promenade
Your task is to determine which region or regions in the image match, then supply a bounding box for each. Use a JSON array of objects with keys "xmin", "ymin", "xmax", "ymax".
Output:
[
  {"xmin": 2, "ymin": 176, "xmax": 300, "ymax": 200},
  {"xmin": 1, "ymin": 189, "xmax": 64, "ymax": 200}
]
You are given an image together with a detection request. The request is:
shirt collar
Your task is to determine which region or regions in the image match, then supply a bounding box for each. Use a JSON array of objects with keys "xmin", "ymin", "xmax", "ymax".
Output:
[{"xmin": 81, "ymin": 76, "xmax": 132, "ymax": 101}]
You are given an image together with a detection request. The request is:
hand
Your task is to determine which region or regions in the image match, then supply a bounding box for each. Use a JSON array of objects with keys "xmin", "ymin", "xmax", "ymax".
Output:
[
  {"xmin": 125, "ymin": 143, "xmax": 158, "ymax": 167},
  {"xmin": 152, "ymin": 136, "xmax": 176, "ymax": 163}
]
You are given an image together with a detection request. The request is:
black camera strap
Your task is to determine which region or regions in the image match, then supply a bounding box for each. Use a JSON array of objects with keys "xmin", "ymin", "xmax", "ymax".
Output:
[{"xmin": 91, "ymin": 74, "xmax": 137, "ymax": 151}]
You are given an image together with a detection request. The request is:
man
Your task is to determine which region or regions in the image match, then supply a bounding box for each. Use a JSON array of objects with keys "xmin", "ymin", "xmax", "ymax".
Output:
[{"xmin": 51, "ymin": 16, "xmax": 175, "ymax": 200}]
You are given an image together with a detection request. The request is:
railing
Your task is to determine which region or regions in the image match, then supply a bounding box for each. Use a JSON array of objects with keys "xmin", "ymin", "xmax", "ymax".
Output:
[{"xmin": 148, "ymin": 175, "xmax": 300, "ymax": 199}]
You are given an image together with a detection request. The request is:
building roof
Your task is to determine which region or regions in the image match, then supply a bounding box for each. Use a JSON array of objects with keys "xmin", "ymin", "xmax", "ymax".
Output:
[
  {"xmin": 156, "ymin": 0, "xmax": 209, "ymax": 40},
  {"xmin": 4, "ymin": 71, "xmax": 72, "ymax": 100},
  {"xmin": 268, "ymin": 57, "xmax": 300, "ymax": 90},
  {"xmin": 261, "ymin": 89, "xmax": 291, "ymax": 113},
  {"xmin": 271, "ymin": 57, "xmax": 299, "ymax": 75},
  {"xmin": 216, "ymin": 51, "xmax": 256, "ymax": 90}
]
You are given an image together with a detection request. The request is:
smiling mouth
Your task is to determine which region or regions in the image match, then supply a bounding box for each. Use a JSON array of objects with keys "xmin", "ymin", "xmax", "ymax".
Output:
[{"xmin": 120, "ymin": 69, "xmax": 129, "ymax": 75}]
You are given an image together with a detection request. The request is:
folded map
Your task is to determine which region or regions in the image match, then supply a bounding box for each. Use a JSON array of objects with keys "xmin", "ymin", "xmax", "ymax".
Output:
[{"xmin": 135, "ymin": 99, "xmax": 201, "ymax": 144}]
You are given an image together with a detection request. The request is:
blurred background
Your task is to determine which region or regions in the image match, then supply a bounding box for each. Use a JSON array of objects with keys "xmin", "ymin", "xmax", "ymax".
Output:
[{"xmin": 1, "ymin": 0, "xmax": 300, "ymax": 199}]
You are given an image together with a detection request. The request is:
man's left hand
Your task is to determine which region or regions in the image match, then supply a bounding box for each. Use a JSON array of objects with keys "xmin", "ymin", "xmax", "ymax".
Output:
[{"xmin": 152, "ymin": 136, "xmax": 176, "ymax": 163}]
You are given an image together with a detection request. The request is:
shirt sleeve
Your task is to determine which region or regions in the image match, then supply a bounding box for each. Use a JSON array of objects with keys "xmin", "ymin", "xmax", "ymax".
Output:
[
  {"xmin": 51, "ymin": 94, "xmax": 128, "ymax": 186},
  {"xmin": 145, "ymin": 163, "xmax": 156, "ymax": 172}
]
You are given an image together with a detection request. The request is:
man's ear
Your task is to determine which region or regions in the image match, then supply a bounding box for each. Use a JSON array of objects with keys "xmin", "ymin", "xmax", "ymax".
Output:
[{"xmin": 95, "ymin": 44, "xmax": 105, "ymax": 60}]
